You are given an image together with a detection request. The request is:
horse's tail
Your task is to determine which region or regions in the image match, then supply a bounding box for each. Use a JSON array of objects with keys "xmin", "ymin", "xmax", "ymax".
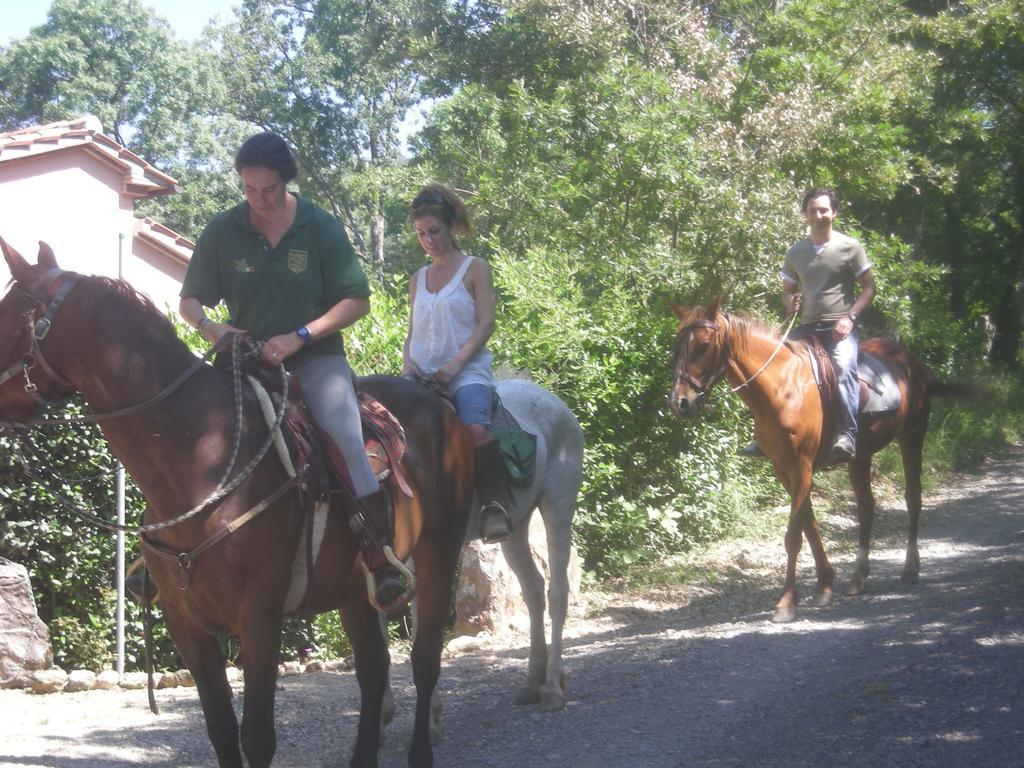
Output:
[{"xmin": 928, "ymin": 379, "xmax": 980, "ymax": 401}]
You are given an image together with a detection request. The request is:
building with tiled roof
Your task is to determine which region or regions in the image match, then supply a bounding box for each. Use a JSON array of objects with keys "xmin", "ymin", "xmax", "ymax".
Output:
[{"xmin": 0, "ymin": 115, "xmax": 194, "ymax": 316}]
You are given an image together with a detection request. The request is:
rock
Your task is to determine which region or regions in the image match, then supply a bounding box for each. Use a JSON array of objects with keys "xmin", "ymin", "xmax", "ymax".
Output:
[
  {"xmin": 94, "ymin": 670, "xmax": 120, "ymax": 690},
  {"xmin": 0, "ymin": 558, "xmax": 53, "ymax": 688},
  {"xmin": 452, "ymin": 514, "xmax": 583, "ymax": 638},
  {"xmin": 119, "ymin": 671, "xmax": 152, "ymax": 690},
  {"xmin": 445, "ymin": 633, "xmax": 492, "ymax": 656},
  {"xmin": 323, "ymin": 658, "xmax": 351, "ymax": 673},
  {"xmin": 304, "ymin": 660, "xmax": 326, "ymax": 673},
  {"xmin": 279, "ymin": 661, "xmax": 303, "ymax": 678},
  {"xmin": 25, "ymin": 668, "xmax": 67, "ymax": 694},
  {"xmin": 225, "ymin": 666, "xmax": 243, "ymax": 683},
  {"xmin": 158, "ymin": 669, "xmax": 193, "ymax": 688},
  {"xmin": 63, "ymin": 670, "xmax": 96, "ymax": 693}
]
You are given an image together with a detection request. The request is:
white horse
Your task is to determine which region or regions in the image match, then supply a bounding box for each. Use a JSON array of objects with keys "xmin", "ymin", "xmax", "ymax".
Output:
[
  {"xmin": 384, "ymin": 377, "xmax": 583, "ymax": 733},
  {"xmin": 484, "ymin": 377, "xmax": 584, "ymax": 711}
]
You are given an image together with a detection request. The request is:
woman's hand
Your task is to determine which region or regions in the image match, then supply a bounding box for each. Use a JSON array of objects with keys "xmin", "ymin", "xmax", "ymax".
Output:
[
  {"xmin": 261, "ymin": 331, "xmax": 303, "ymax": 365},
  {"xmin": 434, "ymin": 359, "xmax": 463, "ymax": 385}
]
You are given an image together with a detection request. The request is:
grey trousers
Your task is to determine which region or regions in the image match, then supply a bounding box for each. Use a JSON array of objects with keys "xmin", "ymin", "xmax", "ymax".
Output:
[{"xmin": 288, "ymin": 353, "xmax": 379, "ymax": 497}]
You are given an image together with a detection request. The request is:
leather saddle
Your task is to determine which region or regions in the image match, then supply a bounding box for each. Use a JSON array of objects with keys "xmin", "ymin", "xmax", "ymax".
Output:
[
  {"xmin": 239, "ymin": 360, "xmax": 412, "ymax": 504},
  {"xmin": 794, "ymin": 336, "xmax": 902, "ymax": 464}
]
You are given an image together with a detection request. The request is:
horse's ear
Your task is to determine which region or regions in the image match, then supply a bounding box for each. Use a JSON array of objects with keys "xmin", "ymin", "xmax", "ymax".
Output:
[
  {"xmin": 671, "ymin": 303, "xmax": 689, "ymax": 321},
  {"xmin": 37, "ymin": 241, "xmax": 58, "ymax": 269},
  {"xmin": 0, "ymin": 237, "xmax": 30, "ymax": 280},
  {"xmin": 706, "ymin": 295, "xmax": 721, "ymax": 319}
]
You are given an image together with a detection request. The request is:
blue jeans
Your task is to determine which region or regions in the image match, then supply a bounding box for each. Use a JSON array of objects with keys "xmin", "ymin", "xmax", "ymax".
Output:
[
  {"xmin": 453, "ymin": 383, "xmax": 495, "ymax": 426},
  {"xmin": 288, "ymin": 354, "xmax": 379, "ymax": 497},
  {"xmin": 792, "ymin": 324, "xmax": 859, "ymax": 442}
]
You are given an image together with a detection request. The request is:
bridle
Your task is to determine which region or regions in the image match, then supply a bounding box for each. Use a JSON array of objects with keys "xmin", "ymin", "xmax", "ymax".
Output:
[
  {"xmin": 673, "ymin": 316, "xmax": 733, "ymax": 403},
  {"xmin": 0, "ymin": 268, "xmax": 79, "ymax": 406},
  {"xmin": 673, "ymin": 309, "xmax": 800, "ymax": 403},
  {"xmin": 0, "ymin": 270, "xmax": 291, "ymax": 537}
]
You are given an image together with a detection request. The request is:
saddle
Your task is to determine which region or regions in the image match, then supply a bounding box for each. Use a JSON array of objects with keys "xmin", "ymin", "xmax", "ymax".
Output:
[
  {"xmin": 249, "ymin": 366, "xmax": 412, "ymax": 502},
  {"xmin": 795, "ymin": 336, "xmax": 902, "ymax": 465},
  {"xmin": 243, "ymin": 365, "xmax": 413, "ymax": 615}
]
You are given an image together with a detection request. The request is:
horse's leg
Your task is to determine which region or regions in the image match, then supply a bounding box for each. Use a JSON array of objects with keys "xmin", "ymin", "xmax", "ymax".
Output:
[
  {"xmin": 800, "ymin": 504, "xmax": 836, "ymax": 608},
  {"xmin": 540, "ymin": 496, "xmax": 573, "ymax": 711},
  {"xmin": 500, "ymin": 512, "xmax": 549, "ymax": 706},
  {"xmin": 845, "ymin": 456, "xmax": 875, "ymax": 596},
  {"xmin": 900, "ymin": 425, "xmax": 926, "ymax": 585},
  {"xmin": 162, "ymin": 608, "xmax": 242, "ymax": 767},
  {"xmin": 339, "ymin": 599, "xmax": 389, "ymax": 768},
  {"xmin": 237, "ymin": 606, "xmax": 285, "ymax": 768},
  {"xmin": 406, "ymin": 537, "xmax": 461, "ymax": 768},
  {"xmin": 774, "ymin": 468, "xmax": 815, "ymax": 623}
]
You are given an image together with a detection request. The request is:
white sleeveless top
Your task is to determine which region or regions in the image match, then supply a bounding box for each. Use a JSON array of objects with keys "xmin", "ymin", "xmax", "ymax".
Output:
[{"xmin": 409, "ymin": 255, "xmax": 496, "ymax": 391}]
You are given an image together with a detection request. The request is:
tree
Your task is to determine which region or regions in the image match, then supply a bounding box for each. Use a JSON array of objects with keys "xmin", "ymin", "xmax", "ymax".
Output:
[{"xmin": 0, "ymin": 0, "xmax": 249, "ymax": 238}]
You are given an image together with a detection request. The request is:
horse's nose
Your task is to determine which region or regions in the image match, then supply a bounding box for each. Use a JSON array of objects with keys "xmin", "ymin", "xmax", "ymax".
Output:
[{"xmin": 669, "ymin": 392, "xmax": 690, "ymax": 419}]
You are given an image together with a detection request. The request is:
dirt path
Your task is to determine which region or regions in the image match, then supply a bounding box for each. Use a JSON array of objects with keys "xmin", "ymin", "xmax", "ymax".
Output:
[{"xmin": 1, "ymin": 448, "xmax": 1022, "ymax": 768}]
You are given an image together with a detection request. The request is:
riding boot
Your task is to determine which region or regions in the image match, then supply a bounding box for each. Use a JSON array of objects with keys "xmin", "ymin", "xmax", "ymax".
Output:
[
  {"xmin": 475, "ymin": 439, "xmax": 513, "ymax": 544},
  {"xmin": 738, "ymin": 440, "xmax": 766, "ymax": 458},
  {"xmin": 124, "ymin": 562, "xmax": 158, "ymax": 605},
  {"xmin": 352, "ymin": 487, "xmax": 407, "ymax": 607}
]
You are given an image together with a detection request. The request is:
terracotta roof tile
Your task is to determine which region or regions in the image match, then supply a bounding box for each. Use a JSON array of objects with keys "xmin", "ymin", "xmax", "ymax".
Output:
[{"xmin": 0, "ymin": 115, "xmax": 182, "ymax": 199}]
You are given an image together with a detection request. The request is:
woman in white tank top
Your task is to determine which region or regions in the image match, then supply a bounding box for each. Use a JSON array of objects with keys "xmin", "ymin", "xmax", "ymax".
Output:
[{"xmin": 402, "ymin": 184, "xmax": 512, "ymax": 543}]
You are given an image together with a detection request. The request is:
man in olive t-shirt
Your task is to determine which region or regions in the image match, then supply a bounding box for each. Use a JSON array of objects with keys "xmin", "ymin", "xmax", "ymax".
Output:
[{"xmin": 782, "ymin": 188, "xmax": 875, "ymax": 462}]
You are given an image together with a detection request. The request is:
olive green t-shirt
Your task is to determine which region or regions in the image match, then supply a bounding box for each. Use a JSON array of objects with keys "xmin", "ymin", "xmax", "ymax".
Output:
[
  {"xmin": 181, "ymin": 195, "xmax": 369, "ymax": 362},
  {"xmin": 781, "ymin": 232, "xmax": 871, "ymax": 323}
]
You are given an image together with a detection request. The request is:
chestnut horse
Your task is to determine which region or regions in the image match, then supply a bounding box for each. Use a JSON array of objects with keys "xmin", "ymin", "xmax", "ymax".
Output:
[
  {"xmin": 669, "ymin": 298, "xmax": 933, "ymax": 623},
  {"xmin": 0, "ymin": 239, "xmax": 474, "ymax": 768}
]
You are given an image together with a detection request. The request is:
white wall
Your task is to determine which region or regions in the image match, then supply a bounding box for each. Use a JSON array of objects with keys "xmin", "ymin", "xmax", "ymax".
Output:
[{"xmin": 0, "ymin": 149, "xmax": 187, "ymax": 318}]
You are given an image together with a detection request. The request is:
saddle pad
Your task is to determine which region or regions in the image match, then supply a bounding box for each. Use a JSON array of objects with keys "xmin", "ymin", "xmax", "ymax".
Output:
[{"xmin": 859, "ymin": 353, "xmax": 901, "ymax": 415}]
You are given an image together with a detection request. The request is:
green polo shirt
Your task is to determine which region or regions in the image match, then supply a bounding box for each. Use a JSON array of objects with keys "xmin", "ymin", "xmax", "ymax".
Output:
[
  {"xmin": 781, "ymin": 232, "xmax": 871, "ymax": 323},
  {"xmin": 181, "ymin": 195, "xmax": 369, "ymax": 362}
]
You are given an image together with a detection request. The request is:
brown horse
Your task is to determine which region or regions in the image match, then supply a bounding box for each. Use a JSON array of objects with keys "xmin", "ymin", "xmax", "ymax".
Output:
[
  {"xmin": 0, "ymin": 239, "xmax": 474, "ymax": 768},
  {"xmin": 669, "ymin": 297, "xmax": 933, "ymax": 623}
]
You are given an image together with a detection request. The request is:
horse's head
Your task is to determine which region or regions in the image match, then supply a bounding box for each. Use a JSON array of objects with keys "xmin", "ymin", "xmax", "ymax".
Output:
[
  {"xmin": 0, "ymin": 238, "xmax": 76, "ymax": 422},
  {"xmin": 669, "ymin": 296, "xmax": 731, "ymax": 419}
]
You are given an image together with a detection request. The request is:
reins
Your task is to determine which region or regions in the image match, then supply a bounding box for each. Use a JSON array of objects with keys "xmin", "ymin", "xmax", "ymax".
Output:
[
  {"xmin": 724, "ymin": 308, "xmax": 800, "ymax": 394},
  {"xmin": 6, "ymin": 333, "xmax": 292, "ymax": 536}
]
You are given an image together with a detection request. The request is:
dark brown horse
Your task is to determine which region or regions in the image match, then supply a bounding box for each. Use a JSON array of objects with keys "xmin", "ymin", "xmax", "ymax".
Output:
[
  {"xmin": 0, "ymin": 239, "xmax": 474, "ymax": 768},
  {"xmin": 669, "ymin": 297, "xmax": 933, "ymax": 623}
]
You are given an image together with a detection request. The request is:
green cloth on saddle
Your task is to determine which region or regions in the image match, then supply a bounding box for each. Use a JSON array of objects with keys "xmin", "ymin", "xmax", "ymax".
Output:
[{"xmin": 489, "ymin": 426, "xmax": 536, "ymax": 488}]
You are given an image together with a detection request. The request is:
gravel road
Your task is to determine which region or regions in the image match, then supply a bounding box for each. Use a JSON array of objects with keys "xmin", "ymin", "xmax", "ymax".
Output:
[{"xmin": 1, "ymin": 448, "xmax": 1022, "ymax": 768}]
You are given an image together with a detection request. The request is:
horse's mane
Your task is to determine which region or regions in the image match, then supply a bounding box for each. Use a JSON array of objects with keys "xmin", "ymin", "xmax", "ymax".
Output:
[
  {"xmin": 77, "ymin": 275, "xmax": 187, "ymax": 348},
  {"xmin": 722, "ymin": 310, "xmax": 785, "ymax": 355},
  {"xmin": 725, "ymin": 310, "xmax": 782, "ymax": 340}
]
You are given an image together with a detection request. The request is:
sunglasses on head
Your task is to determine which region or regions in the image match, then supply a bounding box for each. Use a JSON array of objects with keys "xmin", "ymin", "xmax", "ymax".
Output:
[{"xmin": 412, "ymin": 190, "xmax": 446, "ymax": 208}]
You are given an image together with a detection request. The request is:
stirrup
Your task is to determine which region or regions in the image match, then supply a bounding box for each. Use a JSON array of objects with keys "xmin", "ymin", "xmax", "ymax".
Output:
[
  {"xmin": 479, "ymin": 501, "xmax": 513, "ymax": 544},
  {"xmin": 359, "ymin": 546, "xmax": 415, "ymax": 614}
]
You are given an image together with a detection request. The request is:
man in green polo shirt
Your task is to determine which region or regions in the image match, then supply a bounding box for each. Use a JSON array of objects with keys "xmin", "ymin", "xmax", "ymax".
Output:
[{"xmin": 178, "ymin": 132, "xmax": 405, "ymax": 608}]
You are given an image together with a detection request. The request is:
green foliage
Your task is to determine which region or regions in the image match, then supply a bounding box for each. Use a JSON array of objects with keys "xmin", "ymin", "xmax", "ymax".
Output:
[
  {"xmin": 925, "ymin": 375, "xmax": 1024, "ymax": 471},
  {"xmin": 2, "ymin": 0, "xmax": 1023, "ymax": 642},
  {"xmin": 0, "ymin": 400, "xmax": 178, "ymax": 671}
]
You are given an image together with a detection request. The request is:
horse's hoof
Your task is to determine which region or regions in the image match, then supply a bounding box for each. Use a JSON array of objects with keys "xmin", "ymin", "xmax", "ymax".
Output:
[
  {"xmin": 540, "ymin": 688, "xmax": 565, "ymax": 711},
  {"xmin": 845, "ymin": 579, "xmax": 866, "ymax": 597},
  {"xmin": 772, "ymin": 605, "xmax": 797, "ymax": 623},
  {"xmin": 901, "ymin": 570, "xmax": 919, "ymax": 586},
  {"xmin": 813, "ymin": 588, "xmax": 833, "ymax": 608},
  {"xmin": 513, "ymin": 685, "xmax": 541, "ymax": 706}
]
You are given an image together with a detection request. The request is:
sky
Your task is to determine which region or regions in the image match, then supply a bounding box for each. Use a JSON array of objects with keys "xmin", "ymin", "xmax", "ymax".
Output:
[{"xmin": 4, "ymin": 0, "xmax": 241, "ymax": 45}]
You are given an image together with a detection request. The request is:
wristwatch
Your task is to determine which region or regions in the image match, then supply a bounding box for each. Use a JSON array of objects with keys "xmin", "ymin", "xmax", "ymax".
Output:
[
  {"xmin": 296, "ymin": 325, "xmax": 313, "ymax": 345},
  {"xmin": 847, "ymin": 312, "xmax": 858, "ymax": 322}
]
